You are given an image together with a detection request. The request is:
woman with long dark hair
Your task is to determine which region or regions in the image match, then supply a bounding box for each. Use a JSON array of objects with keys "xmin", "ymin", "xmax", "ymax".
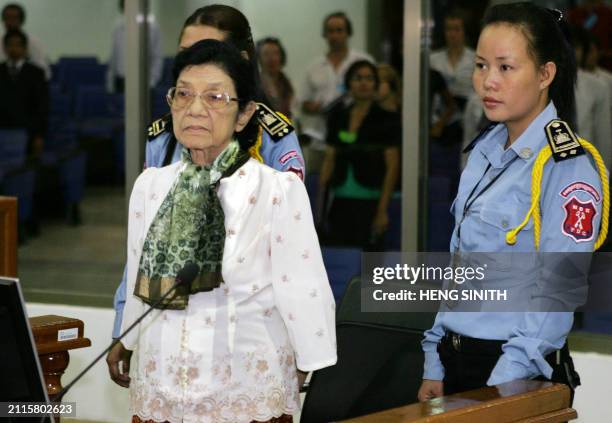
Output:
[{"xmin": 419, "ymin": 2, "xmax": 608, "ymax": 403}]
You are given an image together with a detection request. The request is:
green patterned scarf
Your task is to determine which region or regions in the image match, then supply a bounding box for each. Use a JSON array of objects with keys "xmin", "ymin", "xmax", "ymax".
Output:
[{"xmin": 134, "ymin": 140, "xmax": 249, "ymax": 309}]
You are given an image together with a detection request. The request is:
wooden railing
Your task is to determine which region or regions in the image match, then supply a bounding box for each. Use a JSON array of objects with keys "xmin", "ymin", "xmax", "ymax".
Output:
[
  {"xmin": 0, "ymin": 196, "xmax": 17, "ymax": 277},
  {"xmin": 341, "ymin": 380, "xmax": 576, "ymax": 423}
]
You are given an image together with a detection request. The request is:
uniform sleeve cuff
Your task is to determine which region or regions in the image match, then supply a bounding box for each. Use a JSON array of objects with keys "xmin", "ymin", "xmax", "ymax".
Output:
[
  {"xmin": 423, "ymin": 351, "xmax": 445, "ymax": 381},
  {"xmin": 487, "ymin": 354, "xmax": 532, "ymax": 386}
]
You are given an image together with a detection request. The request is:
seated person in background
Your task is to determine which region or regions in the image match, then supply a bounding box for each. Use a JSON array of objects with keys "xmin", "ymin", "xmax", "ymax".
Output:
[
  {"xmin": 318, "ymin": 60, "xmax": 400, "ymax": 251},
  {"xmin": 119, "ymin": 39, "xmax": 336, "ymax": 423},
  {"xmin": 257, "ymin": 37, "xmax": 295, "ymax": 118},
  {"xmin": 377, "ymin": 63, "xmax": 401, "ymax": 113},
  {"xmin": 0, "ymin": 29, "xmax": 47, "ymax": 157}
]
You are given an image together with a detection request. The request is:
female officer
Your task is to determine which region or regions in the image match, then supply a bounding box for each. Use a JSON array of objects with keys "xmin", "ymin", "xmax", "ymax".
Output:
[
  {"xmin": 418, "ymin": 3, "xmax": 609, "ymax": 402},
  {"xmin": 146, "ymin": 5, "xmax": 304, "ymax": 177},
  {"xmin": 108, "ymin": 4, "xmax": 304, "ymax": 385}
]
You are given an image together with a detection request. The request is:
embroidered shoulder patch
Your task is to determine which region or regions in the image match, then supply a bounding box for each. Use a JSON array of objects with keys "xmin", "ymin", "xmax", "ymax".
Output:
[
  {"xmin": 562, "ymin": 196, "xmax": 597, "ymax": 243},
  {"xmin": 286, "ymin": 165, "xmax": 304, "ymax": 181},
  {"xmin": 279, "ymin": 150, "xmax": 299, "ymax": 166},
  {"xmin": 560, "ymin": 182, "xmax": 601, "ymax": 203}
]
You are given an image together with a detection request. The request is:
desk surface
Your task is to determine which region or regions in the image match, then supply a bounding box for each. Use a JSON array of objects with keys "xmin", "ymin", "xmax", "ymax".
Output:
[{"xmin": 341, "ymin": 380, "xmax": 576, "ymax": 423}]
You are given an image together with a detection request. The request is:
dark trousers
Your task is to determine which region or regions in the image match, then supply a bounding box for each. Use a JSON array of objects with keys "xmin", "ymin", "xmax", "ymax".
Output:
[
  {"xmin": 325, "ymin": 197, "xmax": 384, "ymax": 251},
  {"xmin": 438, "ymin": 331, "xmax": 580, "ymax": 405}
]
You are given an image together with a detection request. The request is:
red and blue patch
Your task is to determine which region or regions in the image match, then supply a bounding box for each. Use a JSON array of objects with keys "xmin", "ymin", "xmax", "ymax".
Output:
[
  {"xmin": 562, "ymin": 196, "xmax": 597, "ymax": 243},
  {"xmin": 560, "ymin": 181, "xmax": 601, "ymax": 203},
  {"xmin": 279, "ymin": 150, "xmax": 300, "ymax": 166},
  {"xmin": 286, "ymin": 166, "xmax": 304, "ymax": 181}
]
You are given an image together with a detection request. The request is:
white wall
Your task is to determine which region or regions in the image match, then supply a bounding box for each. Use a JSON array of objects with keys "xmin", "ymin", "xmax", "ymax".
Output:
[
  {"xmin": 240, "ymin": 0, "xmax": 369, "ymax": 98},
  {"xmin": 0, "ymin": 0, "xmax": 369, "ymax": 92},
  {"xmin": 0, "ymin": 0, "xmax": 187, "ymax": 62}
]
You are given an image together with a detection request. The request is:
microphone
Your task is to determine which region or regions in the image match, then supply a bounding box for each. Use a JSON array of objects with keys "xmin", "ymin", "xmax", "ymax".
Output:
[{"xmin": 52, "ymin": 264, "xmax": 199, "ymax": 401}]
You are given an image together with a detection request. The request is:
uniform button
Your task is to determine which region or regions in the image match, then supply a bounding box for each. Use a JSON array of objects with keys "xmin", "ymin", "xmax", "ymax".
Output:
[
  {"xmin": 519, "ymin": 148, "xmax": 533, "ymax": 159},
  {"xmin": 501, "ymin": 219, "xmax": 509, "ymax": 229}
]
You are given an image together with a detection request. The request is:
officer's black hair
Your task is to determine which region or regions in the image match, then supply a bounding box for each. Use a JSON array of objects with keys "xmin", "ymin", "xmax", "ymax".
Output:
[
  {"xmin": 172, "ymin": 39, "xmax": 258, "ymax": 151},
  {"xmin": 2, "ymin": 3, "xmax": 25, "ymax": 24},
  {"xmin": 344, "ymin": 60, "xmax": 380, "ymax": 91},
  {"xmin": 181, "ymin": 4, "xmax": 270, "ymax": 106},
  {"xmin": 256, "ymin": 37, "xmax": 287, "ymax": 67},
  {"xmin": 3, "ymin": 28, "xmax": 27, "ymax": 47},
  {"xmin": 482, "ymin": 2, "xmax": 577, "ymax": 128},
  {"xmin": 322, "ymin": 11, "xmax": 353, "ymax": 37},
  {"xmin": 182, "ymin": 5, "xmax": 255, "ymax": 70}
]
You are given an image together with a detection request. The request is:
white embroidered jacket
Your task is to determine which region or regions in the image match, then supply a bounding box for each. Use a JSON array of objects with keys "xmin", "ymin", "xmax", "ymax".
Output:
[{"xmin": 121, "ymin": 158, "xmax": 337, "ymax": 423}]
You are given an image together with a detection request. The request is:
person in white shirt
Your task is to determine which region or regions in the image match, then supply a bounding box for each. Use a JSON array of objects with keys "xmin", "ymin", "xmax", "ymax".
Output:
[
  {"xmin": 573, "ymin": 26, "xmax": 612, "ymax": 169},
  {"xmin": 0, "ymin": 3, "xmax": 50, "ymax": 80},
  {"xmin": 429, "ymin": 10, "xmax": 475, "ymax": 113},
  {"xmin": 299, "ymin": 12, "xmax": 373, "ymax": 154},
  {"xmin": 107, "ymin": 0, "xmax": 163, "ymax": 93}
]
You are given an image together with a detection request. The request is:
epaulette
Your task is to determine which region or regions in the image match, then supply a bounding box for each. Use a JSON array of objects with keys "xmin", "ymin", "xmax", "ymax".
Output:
[
  {"xmin": 462, "ymin": 122, "xmax": 496, "ymax": 153},
  {"xmin": 544, "ymin": 119, "xmax": 585, "ymax": 162},
  {"xmin": 147, "ymin": 113, "xmax": 172, "ymax": 141},
  {"xmin": 255, "ymin": 102, "xmax": 294, "ymax": 142}
]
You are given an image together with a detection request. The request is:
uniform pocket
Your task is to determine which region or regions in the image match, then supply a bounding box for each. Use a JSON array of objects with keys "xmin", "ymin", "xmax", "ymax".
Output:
[{"xmin": 480, "ymin": 204, "xmax": 533, "ymax": 232}]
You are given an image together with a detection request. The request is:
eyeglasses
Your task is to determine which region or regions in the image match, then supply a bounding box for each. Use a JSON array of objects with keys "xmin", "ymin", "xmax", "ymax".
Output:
[{"xmin": 166, "ymin": 87, "xmax": 241, "ymax": 110}]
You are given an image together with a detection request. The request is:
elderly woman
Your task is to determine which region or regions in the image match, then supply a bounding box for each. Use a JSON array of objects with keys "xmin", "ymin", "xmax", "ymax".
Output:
[{"xmin": 119, "ymin": 39, "xmax": 337, "ymax": 423}]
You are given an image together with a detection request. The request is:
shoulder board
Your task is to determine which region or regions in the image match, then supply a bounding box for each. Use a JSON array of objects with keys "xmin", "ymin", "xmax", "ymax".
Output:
[
  {"xmin": 147, "ymin": 113, "xmax": 172, "ymax": 141},
  {"xmin": 255, "ymin": 102, "xmax": 294, "ymax": 142},
  {"xmin": 544, "ymin": 119, "xmax": 585, "ymax": 162},
  {"xmin": 462, "ymin": 122, "xmax": 496, "ymax": 153}
]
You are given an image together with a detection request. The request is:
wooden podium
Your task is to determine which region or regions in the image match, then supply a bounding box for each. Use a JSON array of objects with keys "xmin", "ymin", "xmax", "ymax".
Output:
[
  {"xmin": 0, "ymin": 196, "xmax": 17, "ymax": 277},
  {"xmin": 30, "ymin": 315, "xmax": 91, "ymax": 396},
  {"xmin": 341, "ymin": 380, "xmax": 577, "ymax": 422}
]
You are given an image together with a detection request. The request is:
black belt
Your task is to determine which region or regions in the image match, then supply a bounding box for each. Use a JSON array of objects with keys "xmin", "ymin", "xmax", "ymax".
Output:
[{"xmin": 440, "ymin": 331, "xmax": 570, "ymax": 366}]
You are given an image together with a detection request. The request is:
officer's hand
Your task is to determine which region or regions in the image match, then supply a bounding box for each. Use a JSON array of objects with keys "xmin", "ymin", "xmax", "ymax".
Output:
[
  {"xmin": 372, "ymin": 210, "xmax": 389, "ymax": 235},
  {"xmin": 106, "ymin": 341, "xmax": 132, "ymax": 388},
  {"xmin": 417, "ymin": 379, "xmax": 444, "ymax": 402}
]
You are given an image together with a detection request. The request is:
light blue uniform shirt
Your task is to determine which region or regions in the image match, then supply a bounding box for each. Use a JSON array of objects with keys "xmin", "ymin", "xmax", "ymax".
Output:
[
  {"xmin": 422, "ymin": 102, "xmax": 604, "ymax": 385},
  {"xmin": 112, "ymin": 128, "xmax": 305, "ymax": 338}
]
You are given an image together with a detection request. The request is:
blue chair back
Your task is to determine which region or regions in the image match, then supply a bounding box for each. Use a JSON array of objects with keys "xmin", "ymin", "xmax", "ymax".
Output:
[
  {"xmin": 0, "ymin": 129, "xmax": 29, "ymax": 169},
  {"xmin": 322, "ymin": 247, "xmax": 361, "ymax": 302}
]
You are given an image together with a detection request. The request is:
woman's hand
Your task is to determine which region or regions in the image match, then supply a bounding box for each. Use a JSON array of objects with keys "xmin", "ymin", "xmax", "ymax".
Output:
[
  {"xmin": 297, "ymin": 370, "xmax": 308, "ymax": 390},
  {"xmin": 417, "ymin": 379, "xmax": 444, "ymax": 402},
  {"xmin": 106, "ymin": 341, "xmax": 133, "ymax": 388},
  {"xmin": 372, "ymin": 210, "xmax": 389, "ymax": 235}
]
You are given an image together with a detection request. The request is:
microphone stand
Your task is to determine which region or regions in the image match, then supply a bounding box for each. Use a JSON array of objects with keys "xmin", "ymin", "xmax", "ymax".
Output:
[{"xmin": 51, "ymin": 281, "xmax": 184, "ymax": 402}]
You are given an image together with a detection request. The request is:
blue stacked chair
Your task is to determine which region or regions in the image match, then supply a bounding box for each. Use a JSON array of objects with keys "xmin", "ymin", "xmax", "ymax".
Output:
[
  {"xmin": 74, "ymin": 85, "xmax": 121, "ymax": 139},
  {"xmin": 55, "ymin": 57, "xmax": 100, "ymax": 90},
  {"xmin": 322, "ymin": 247, "xmax": 362, "ymax": 302},
  {"xmin": 304, "ymin": 172, "xmax": 319, "ymax": 218},
  {"xmin": 385, "ymin": 197, "xmax": 402, "ymax": 251},
  {"xmin": 0, "ymin": 129, "xmax": 35, "ymax": 224},
  {"xmin": 160, "ymin": 56, "xmax": 175, "ymax": 87},
  {"xmin": 151, "ymin": 87, "xmax": 170, "ymax": 119}
]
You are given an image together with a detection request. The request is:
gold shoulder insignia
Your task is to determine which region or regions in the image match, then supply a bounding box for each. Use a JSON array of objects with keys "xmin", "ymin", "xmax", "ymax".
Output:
[
  {"xmin": 147, "ymin": 114, "xmax": 171, "ymax": 141},
  {"xmin": 544, "ymin": 119, "xmax": 585, "ymax": 162},
  {"xmin": 255, "ymin": 103, "xmax": 294, "ymax": 142}
]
